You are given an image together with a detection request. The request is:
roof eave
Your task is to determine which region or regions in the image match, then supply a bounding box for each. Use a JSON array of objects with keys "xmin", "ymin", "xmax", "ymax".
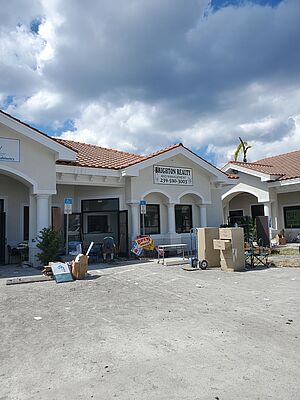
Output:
[
  {"xmin": 122, "ymin": 145, "xmax": 230, "ymax": 182},
  {"xmin": 222, "ymin": 162, "xmax": 276, "ymax": 182},
  {"xmin": 0, "ymin": 111, "xmax": 77, "ymax": 161}
]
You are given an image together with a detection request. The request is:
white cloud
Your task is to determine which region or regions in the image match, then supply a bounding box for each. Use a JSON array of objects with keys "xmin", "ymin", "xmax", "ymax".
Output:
[
  {"xmin": 0, "ymin": 0, "xmax": 300, "ymax": 164},
  {"xmin": 60, "ymin": 102, "xmax": 159, "ymax": 153}
]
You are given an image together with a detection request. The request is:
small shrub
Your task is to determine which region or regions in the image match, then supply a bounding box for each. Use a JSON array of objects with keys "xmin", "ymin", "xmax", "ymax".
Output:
[{"xmin": 36, "ymin": 228, "xmax": 64, "ymax": 265}]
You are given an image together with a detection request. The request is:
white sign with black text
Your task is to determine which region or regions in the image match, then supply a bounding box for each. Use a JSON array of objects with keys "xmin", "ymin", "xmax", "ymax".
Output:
[
  {"xmin": 0, "ymin": 137, "xmax": 20, "ymax": 162},
  {"xmin": 153, "ymin": 165, "xmax": 193, "ymax": 186}
]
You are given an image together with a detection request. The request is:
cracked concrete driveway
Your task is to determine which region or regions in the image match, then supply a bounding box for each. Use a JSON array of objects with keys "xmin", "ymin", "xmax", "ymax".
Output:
[{"xmin": 0, "ymin": 262, "xmax": 299, "ymax": 400}]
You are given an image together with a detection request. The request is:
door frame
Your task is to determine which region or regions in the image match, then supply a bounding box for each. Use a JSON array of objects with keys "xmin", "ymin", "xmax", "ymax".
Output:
[{"xmin": 0, "ymin": 211, "xmax": 6, "ymax": 265}]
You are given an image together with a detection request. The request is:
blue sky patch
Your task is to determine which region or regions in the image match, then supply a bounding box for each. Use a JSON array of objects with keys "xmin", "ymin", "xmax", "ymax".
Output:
[
  {"xmin": 30, "ymin": 17, "xmax": 42, "ymax": 34},
  {"xmin": 210, "ymin": 0, "xmax": 283, "ymax": 11}
]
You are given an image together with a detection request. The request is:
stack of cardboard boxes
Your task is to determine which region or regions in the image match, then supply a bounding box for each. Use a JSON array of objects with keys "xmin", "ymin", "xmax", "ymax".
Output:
[
  {"xmin": 213, "ymin": 228, "xmax": 245, "ymax": 272},
  {"xmin": 197, "ymin": 227, "xmax": 220, "ymax": 267}
]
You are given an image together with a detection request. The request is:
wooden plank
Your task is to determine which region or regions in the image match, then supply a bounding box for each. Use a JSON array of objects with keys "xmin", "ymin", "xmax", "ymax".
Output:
[{"xmin": 6, "ymin": 275, "xmax": 54, "ymax": 285}]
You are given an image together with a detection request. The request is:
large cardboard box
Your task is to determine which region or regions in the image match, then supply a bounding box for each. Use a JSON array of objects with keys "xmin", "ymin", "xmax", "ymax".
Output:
[
  {"xmin": 218, "ymin": 228, "xmax": 245, "ymax": 271},
  {"xmin": 197, "ymin": 227, "xmax": 220, "ymax": 267},
  {"xmin": 71, "ymin": 255, "xmax": 88, "ymax": 280}
]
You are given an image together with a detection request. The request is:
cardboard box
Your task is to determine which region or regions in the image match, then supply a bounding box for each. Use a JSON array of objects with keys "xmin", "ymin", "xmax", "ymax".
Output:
[
  {"xmin": 213, "ymin": 239, "xmax": 231, "ymax": 251},
  {"xmin": 275, "ymin": 235, "xmax": 287, "ymax": 245},
  {"xmin": 197, "ymin": 227, "xmax": 220, "ymax": 267},
  {"xmin": 71, "ymin": 255, "xmax": 88, "ymax": 280}
]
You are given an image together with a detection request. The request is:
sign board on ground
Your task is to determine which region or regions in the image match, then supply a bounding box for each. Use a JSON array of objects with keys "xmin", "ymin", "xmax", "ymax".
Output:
[
  {"xmin": 51, "ymin": 262, "xmax": 73, "ymax": 283},
  {"xmin": 153, "ymin": 165, "xmax": 193, "ymax": 186},
  {"xmin": 0, "ymin": 137, "xmax": 20, "ymax": 162},
  {"xmin": 64, "ymin": 198, "xmax": 73, "ymax": 215}
]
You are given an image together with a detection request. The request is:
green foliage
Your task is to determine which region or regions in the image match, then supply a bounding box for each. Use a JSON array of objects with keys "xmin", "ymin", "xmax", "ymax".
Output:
[
  {"xmin": 36, "ymin": 227, "xmax": 64, "ymax": 265},
  {"xmin": 234, "ymin": 137, "xmax": 252, "ymax": 162},
  {"xmin": 249, "ymin": 218, "xmax": 257, "ymax": 242}
]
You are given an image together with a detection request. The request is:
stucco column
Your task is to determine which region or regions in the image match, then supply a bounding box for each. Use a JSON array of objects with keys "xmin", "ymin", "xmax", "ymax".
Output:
[
  {"xmin": 167, "ymin": 203, "xmax": 176, "ymax": 235},
  {"xmin": 272, "ymin": 201, "xmax": 279, "ymax": 230},
  {"xmin": 223, "ymin": 204, "xmax": 229, "ymax": 224},
  {"xmin": 130, "ymin": 203, "xmax": 140, "ymax": 241},
  {"xmin": 264, "ymin": 202, "xmax": 272, "ymax": 228},
  {"xmin": 36, "ymin": 194, "xmax": 51, "ymax": 235},
  {"xmin": 200, "ymin": 205, "xmax": 207, "ymax": 227},
  {"xmin": 29, "ymin": 194, "xmax": 37, "ymax": 242}
]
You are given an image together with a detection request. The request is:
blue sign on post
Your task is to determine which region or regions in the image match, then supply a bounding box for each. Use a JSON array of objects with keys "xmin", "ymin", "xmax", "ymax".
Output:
[
  {"xmin": 140, "ymin": 200, "xmax": 146, "ymax": 206},
  {"xmin": 64, "ymin": 198, "xmax": 73, "ymax": 215}
]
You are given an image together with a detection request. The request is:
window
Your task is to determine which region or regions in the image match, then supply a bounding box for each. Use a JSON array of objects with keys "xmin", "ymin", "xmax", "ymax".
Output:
[
  {"xmin": 81, "ymin": 198, "xmax": 119, "ymax": 240},
  {"xmin": 284, "ymin": 206, "xmax": 300, "ymax": 228},
  {"xmin": 229, "ymin": 210, "xmax": 243, "ymax": 218},
  {"xmin": 87, "ymin": 215, "xmax": 108, "ymax": 233},
  {"xmin": 175, "ymin": 205, "xmax": 192, "ymax": 233},
  {"xmin": 65, "ymin": 213, "xmax": 82, "ymax": 241},
  {"xmin": 229, "ymin": 209, "xmax": 243, "ymax": 225},
  {"xmin": 251, "ymin": 204, "xmax": 264, "ymax": 219},
  {"xmin": 82, "ymin": 198, "xmax": 119, "ymax": 212},
  {"xmin": 140, "ymin": 204, "xmax": 160, "ymax": 235}
]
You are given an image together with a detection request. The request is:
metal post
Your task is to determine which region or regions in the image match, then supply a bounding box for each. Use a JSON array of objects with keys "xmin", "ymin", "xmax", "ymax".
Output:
[
  {"xmin": 66, "ymin": 213, "xmax": 69, "ymax": 256},
  {"xmin": 142, "ymin": 213, "xmax": 145, "ymax": 236}
]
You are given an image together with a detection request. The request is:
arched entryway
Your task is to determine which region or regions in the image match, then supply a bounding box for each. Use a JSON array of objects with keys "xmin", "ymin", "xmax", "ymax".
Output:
[{"xmin": 0, "ymin": 166, "xmax": 53, "ymax": 265}]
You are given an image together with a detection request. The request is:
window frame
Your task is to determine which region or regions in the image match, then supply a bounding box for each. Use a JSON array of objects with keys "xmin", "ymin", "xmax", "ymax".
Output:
[
  {"xmin": 140, "ymin": 204, "xmax": 160, "ymax": 235},
  {"xmin": 283, "ymin": 205, "xmax": 300, "ymax": 229}
]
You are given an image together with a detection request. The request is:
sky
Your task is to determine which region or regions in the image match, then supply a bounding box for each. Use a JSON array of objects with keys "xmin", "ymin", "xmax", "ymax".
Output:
[{"xmin": 0, "ymin": 0, "xmax": 299, "ymax": 166}]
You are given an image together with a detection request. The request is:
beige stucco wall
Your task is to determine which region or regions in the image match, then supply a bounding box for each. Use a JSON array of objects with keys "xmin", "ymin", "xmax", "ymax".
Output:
[
  {"xmin": 229, "ymin": 192, "xmax": 259, "ymax": 215},
  {"xmin": 128, "ymin": 154, "xmax": 212, "ymax": 204},
  {"xmin": 0, "ymin": 124, "xmax": 56, "ymax": 193},
  {"xmin": 222, "ymin": 172, "xmax": 269, "ymax": 204},
  {"xmin": 277, "ymin": 191, "xmax": 300, "ymax": 231},
  {"xmin": 207, "ymin": 188, "xmax": 225, "ymax": 227},
  {"xmin": 52, "ymin": 185, "xmax": 127, "ymax": 213}
]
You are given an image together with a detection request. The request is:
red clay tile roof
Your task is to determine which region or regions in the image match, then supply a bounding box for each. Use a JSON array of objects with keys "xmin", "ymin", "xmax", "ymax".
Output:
[
  {"xmin": 55, "ymin": 139, "xmax": 186, "ymax": 169},
  {"xmin": 229, "ymin": 149, "xmax": 300, "ymax": 181},
  {"xmin": 0, "ymin": 109, "xmax": 229, "ymax": 176},
  {"xmin": 55, "ymin": 138, "xmax": 145, "ymax": 169},
  {"xmin": 54, "ymin": 139, "xmax": 229, "ymax": 178}
]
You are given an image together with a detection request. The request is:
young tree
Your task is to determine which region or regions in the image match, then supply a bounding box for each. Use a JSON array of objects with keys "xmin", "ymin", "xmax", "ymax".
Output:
[
  {"xmin": 36, "ymin": 227, "xmax": 64, "ymax": 265},
  {"xmin": 234, "ymin": 137, "xmax": 251, "ymax": 162}
]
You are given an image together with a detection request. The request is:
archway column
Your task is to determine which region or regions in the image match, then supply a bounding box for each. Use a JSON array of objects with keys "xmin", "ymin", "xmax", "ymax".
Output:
[
  {"xmin": 36, "ymin": 194, "xmax": 51, "ymax": 234},
  {"xmin": 167, "ymin": 203, "xmax": 176, "ymax": 235},
  {"xmin": 129, "ymin": 203, "xmax": 140, "ymax": 241},
  {"xmin": 223, "ymin": 204, "xmax": 229, "ymax": 224},
  {"xmin": 199, "ymin": 205, "xmax": 207, "ymax": 227}
]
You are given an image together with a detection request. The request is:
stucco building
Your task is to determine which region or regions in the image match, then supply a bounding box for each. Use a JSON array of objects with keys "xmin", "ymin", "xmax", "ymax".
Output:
[
  {"xmin": 0, "ymin": 110, "xmax": 232, "ymax": 265},
  {"xmin": 222, "ymin": 151, "xmax": 300, "ymax": 241}
]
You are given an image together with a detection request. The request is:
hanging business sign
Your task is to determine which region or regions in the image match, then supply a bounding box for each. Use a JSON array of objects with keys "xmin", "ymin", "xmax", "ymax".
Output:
[
  {"xmin": 0, "ymin": 137, "xmax": 20, "ymax": 162},
  {"xmin": 153, "ymin": 165, "xmax": 193, "ymax": 186}
]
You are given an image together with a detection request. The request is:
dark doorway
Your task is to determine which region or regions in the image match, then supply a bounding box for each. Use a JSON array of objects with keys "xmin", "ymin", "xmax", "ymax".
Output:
[
  {"xmin": 0, "ymin": 211, "xmax": 6, "ymax": 265},
  {"xmin": 118, "ymin": 210, "xmax": 128, "ymax": 257},
  {"xmin": 23, "ymin": 206, "xmax": 29, "ymax": 241},
  {"xmin": 251, "ymin": 204, "xmax": 264, "ymax": 220},
  {"xmin": 256, "ymin": 216, "xmax": 270, "ymax": 247}
]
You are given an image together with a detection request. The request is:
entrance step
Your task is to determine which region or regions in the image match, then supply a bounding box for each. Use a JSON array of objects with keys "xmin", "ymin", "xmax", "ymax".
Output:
[{"xmin": 163, "ymin": 257, "xmax": 190, "ymax": 266}]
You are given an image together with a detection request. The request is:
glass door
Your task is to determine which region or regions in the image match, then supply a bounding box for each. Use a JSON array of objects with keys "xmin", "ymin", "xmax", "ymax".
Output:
[{"xmin": 118, "ymin": 210, "xmax": 128, "ymax": 257}]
